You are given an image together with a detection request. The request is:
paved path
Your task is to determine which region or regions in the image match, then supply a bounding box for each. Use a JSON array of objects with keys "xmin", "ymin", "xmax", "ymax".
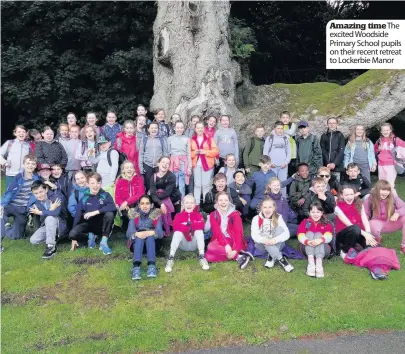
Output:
[{"xmin": 181, "ymin": 331, "xmax": 405, "ymax": 354}]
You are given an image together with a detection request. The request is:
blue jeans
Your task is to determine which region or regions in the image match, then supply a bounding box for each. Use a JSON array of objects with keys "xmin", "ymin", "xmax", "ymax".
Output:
[
  {"xmin": 133, "ymin": 236, "xmax": 156, "ymax": 263},
  {"xmin": 174, "ymin": 170, "xmax": 186, "ymax": 198},
  {"xmin": 2, "ymin": 204, "xmax": 28, "ymax": 240},
  {"xmin": 240, "ymin": 194, "xmax": 251, "ymax": 217},
  {"xmin": 5, "ymin": 176, "xmax": 14, "ymax": 190}
]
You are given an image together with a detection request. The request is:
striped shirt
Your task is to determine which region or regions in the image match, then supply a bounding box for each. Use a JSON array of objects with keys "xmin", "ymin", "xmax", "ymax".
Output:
[{"xmin": 11, "ymin": 178, "xmax": 34, "ymax": 207}]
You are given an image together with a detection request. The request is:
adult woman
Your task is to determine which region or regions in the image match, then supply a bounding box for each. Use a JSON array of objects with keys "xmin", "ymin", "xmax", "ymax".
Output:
[
  {"xmin": 190, "ymin": 122, "xmax": 219, "ymax": 204},
  {"xmin": 149, "ymin": 156, "xmax": 182, "ymax": 236},
  {"xmin": 35, "ymin": 126, "xmax": 68, "ymax": 167}
]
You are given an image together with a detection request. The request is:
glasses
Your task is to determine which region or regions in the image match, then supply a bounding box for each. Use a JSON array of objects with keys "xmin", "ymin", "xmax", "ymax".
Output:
[{"xmin": 319, "ymin": 174, "xmax": 330, "ymax": 178}]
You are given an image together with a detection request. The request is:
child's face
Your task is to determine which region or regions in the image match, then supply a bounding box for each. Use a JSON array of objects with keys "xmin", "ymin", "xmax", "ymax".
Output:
[
  {"xmin": 75, "ymin": 173, "xmax": 87, "ymax": 187},
  {"xmin": 14, "ymin": 128, "xmax": 27, "ymax": 141},
  {"xmin": 155, "ymin": 110, "xmax": 165, "ymax": 121},
  {"xmin": 33, "ymin": 186, "xmax": 48, "ymax": 202},
  {"xmin": 234, "ymin": 172, "xmax": 245, "ymax": 185},
  {"xmin": 24, "ymin": 159, "xmax": 37, "ymax": 173},
  {"xmin": 137, "ymin": 106, "xmax": 147, "ymax": 116},
  {"xmin": 42, "ymin": 129, "xmax": 54, "ymax": 142},
  {"xmin": 317, "ymin": 171, "xmax": 330, "ymax": 181},
  {"xmin": 260, "ymin": 161, "xmax": 271, "ymax": 173},
  {"xmin": 137, "ymin": 116, "xmax": 146, "ymax": 129},
  {"xmin": 39, "ymin": 169, "xmax": 51, "ymax": 179},
  {"xmin": 67, "ymin": 114, "xmax": 77, "ymax": 125},
  {"xmin": 51, "ymin": 165, "xmax": 63, "ymax": 178},
  {"xmin": 313, "ymin": 182, "xmax": 326, "ymax": 194},
  {"xmin": 309, "ymin": 207, "xmax": 323, "ymax": 222},
  {"xmin": 99, "ymin": 141, "xmax": 111, "ymax": 152},
  {"xmin": 214, "ymin": 178, "xmax": 227, "ymax": 191},
  {"xmin": 207, "ymin": 117, "xmax": 216, "ymax": 128},
  {"xmin": 70, "ymin": 128, "xmax": 80, "ymax": 139},
  {"xmin": 88, "ymin": 177, "xmax": 101, "ymax": 194},
  {"xmin": 106, "ymin": 113, "xmax": 117, "ymax": 125},
  {"xmin": 184, "ymin": 197, "xmax": 196, "ymax": 212},
  {"xmin": 299, "ymin": 126, "xmax": 310, "ymax": 136},
  {"xmin": 124, "ymin": 123, "xmax": 135, "ymax": 136},
  {"xmin": 261, "ymin": 200, "xmax": 275, "ymax": 218},
  {"xmin": 379, "ymin": 188, "xmax": 390, "ymax": 200},
  {"xmin": 33, "ymin": 133, "xmax": 42, "ymax": 142},
  {"xmin": 139, "ymin": 197, "xmax": 152, "ymax": 213},
  {"xmin": 148, "ymin": 124, "xmax": 158, "ymax": 136},
  {"xmin": 298, "ymin": 166, "xmax": 309, "ymax": 179},
  {"xmin": 123, "ymin": 163, "xmax": 135, "ymax": 177},
  {"xmin": 327, "ymin": 119, "xmax": 338, "ymax": 131},
  {"xmin": 269, "ymin": 180, "xmax": 281, "ymax": 194},
  {"xmin": 217, "ymin": 194, "xmax": 229, "ymax": 210},
  {"xmin": 86, "ymin": 114, "xmax": 97, "ymax": 126},
  {"xmin": 274, "ymin": 125, "xmax": 284, "ymax": 136},
  {"xmin": 60, "ymin": 126, "xmax": 69, "ymax": 138},
  {"xmin": 280, "ymin": 114, "xmax": 290, "ymax": 125},
  {"xmin": 355, "ymin": 126, "xmax": 364, "ymax": 138},
  {"xmin": 220, "ymin": 116, "xmax": 230, "ymax": 128},
  {"xmin": 86, "ymin": 128, "xmax": 95, "ymax": 140},
  {"xmin": 175, "ymin": 123, "xmax": 184, "ymax": 135},
  {"xmin": 225, "ymin": 156, "xmax": 236, "ymax": 168},
  {"xmin": 346, "ymin": 167, "xmax": 359, "ymax": 179},
  {"xmin": 195, "ymin": 123, "xmax": 204, "ymax": 135},
  {"xmin": 381, "ymin": 126, "xmax": 391, "ymax": 138},
  {"xmin": 341, "ymin": 188, "xmax": 355, "ymax": 204},
  {"xmin": 255, "ymin": 128, "xmax": 265, "ymax": 139},
  {"xmin": 158, "ymin": 157, "xmax": 170, "ymax": 174}
]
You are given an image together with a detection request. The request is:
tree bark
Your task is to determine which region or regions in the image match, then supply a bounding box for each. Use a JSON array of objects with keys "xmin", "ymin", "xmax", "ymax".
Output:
[{"xmin": 150, "ymin": 0, "xmax": 242, "ymax": 125}]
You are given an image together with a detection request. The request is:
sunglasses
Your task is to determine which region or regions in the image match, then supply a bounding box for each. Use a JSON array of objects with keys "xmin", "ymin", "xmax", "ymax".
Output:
[{"xmin": 319, "ymin": 174, "xmax": 330, "ymax": 178}]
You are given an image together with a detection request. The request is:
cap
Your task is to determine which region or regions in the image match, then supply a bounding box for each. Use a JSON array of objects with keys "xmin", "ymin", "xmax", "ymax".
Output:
[
  {"xmin": 97, "ymin": 135, "xmax": 110, "ymax": 144},
  {"xmin": 37, "ymin": 163, "xmax": 51, "ymax": 171},
  {"xmin": 297, "ymin": 120, "xmax": 309, "ymax": 128}
]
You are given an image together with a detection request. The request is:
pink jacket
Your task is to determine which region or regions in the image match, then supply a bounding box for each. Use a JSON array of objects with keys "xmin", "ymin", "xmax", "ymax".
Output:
[
  {"xmin": 374, "ymin": 136, "xmax": 405, "ymax": 166},
  {"xmin": 115, "ymin": 176, "xmax": 145, "ymax": 207},
  {"xmin": 363, "ymin": 195, "xmax": 405, "ymax": 220}
]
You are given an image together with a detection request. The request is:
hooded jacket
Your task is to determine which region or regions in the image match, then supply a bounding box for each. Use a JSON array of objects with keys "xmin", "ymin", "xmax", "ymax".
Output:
[
  {"xmin": 114, "ymin": 132, "xmax": 139, "ymax": 173},
  {"xmin": 0, "ymin": 139, "xmax": 32, "ymax": 176},
  {"xmin": 202, "ymin": 185, "xmax": 243, "ymax": 214},
  {"xmin": 115, "ymin": 175, "xmax": 145, "ymax": 207},
  {"xmin": 363, "ymin": 194, "xmax": 405, "ymax": 220},
  {"xmin": 289, "ymin": 175, "xmax": 312, "ymax": 209},
  {"xmin": 320, "ymin": 130, "xmax": 345, "ymax": 169},
  {"xmin": 264, "ymin": 191, "xmax": 297, "ymax": 223},
  {"xmin": 35, "ymin": 140, "xmax": 68, "ymax": 167},
  {"xmin": 68, "ymin": 184, "xmax": 89, "ymax": 217},
  {"xmin": 251, "ymin": 213, "xmax": 290, "ymax": 244},
  {"xmin": 1, "ymin": 171, "xmax": 40, "ymax": 207}
]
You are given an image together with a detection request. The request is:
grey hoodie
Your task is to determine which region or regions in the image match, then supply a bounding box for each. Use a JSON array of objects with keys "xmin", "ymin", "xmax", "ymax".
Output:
[
  {"xmin": 214, "ymin": 127, "xmax": 239, "ymax": 164},
  {"xmin": 138, "ymin": 135, "xmax": 168, "ymax": 172},
  {"xmin": 60, "ymin": 138, "xmax": 82, "ymax": 171},
  {"xmin": 263, "ymin": 133, "xmax": 291, "ymax": 166}
]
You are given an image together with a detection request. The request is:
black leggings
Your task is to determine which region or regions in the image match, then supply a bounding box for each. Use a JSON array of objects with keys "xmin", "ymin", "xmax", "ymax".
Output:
[
  {"xmin": 143, "ymin": 164, "xmax": 158, "ymax": 193},
  {"xmin": 336, "ymin": 225, "xmax": 367, "ymax": 253},
  {"xmin": 69, "ymin": 212, "xmax": 115, "ymax": 242}
]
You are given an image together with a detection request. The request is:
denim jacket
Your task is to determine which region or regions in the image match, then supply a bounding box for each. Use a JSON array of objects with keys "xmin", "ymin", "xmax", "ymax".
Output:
[{"xmin": 344, "ymin": 139, "xmax": 377, "ymax": 169}]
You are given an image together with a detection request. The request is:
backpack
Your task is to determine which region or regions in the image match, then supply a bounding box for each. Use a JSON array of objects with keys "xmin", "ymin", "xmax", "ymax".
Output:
[
  {"xmin": 241, "ymin": 137, "xmax": 263, "ymax": 168},
  {"xmin": 2, "ymin": 139, "xmax": 32, "ymax": 160},
  {"xmin": 296, "ymin": 134, "xmax": 316, "ymax": 159},
  {"xmin": 142, "ymin": 135, "xmax": 165, "ymax": 154},
  {"xmin": 376, "ymin": 136, "xmax": 405, "ymax": 175},
  {"xmin": 107, "ymin": 148, "xmax": 127, "ymax": 179},
  {"xmin": 265, "ymin": 134, "xmax": 289, "ymax": 157}
]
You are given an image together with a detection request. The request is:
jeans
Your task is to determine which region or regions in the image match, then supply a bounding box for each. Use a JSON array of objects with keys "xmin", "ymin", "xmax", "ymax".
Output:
[
  {"xmin": 255, "ymin": 241, "xmax": 285, "ymax": 261},
  {"xmin": 193, "ymin": 166, "xmax": 213, "ymax": 204},
  {"xmin": 174, "ymin": 170, "xmax": 186, "ymax": 198},
  {"xmin": 30, "ymin": 216, "xmax": 59, "ymax": 245},
  {"xmin": 133, "ymin": 236, "xmax": 156, "ymax": 264},
  {"xmin": 2, "ymin": 204, "xmax": 27, "ymax": 240}
]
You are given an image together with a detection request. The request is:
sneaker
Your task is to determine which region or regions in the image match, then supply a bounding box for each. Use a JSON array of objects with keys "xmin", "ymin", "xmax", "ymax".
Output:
[
  {"xmin": 1, "ymin": 246, "xmax": 4, "ymax": 254},
  {"xmin": 199, "ymin": 256, "xmax": 210, "ymax": 270},
  {"xmin": 370, "ymin": 270, "xmax": 387, "ymax": 280},
  {"xmin": 264, "ymin": 255, "xmax": 275, "ymax": 269},
  {"xmin": 278, "ymin": 256, "xmax": 294, "ymax": 272},
  {"xmin": 340, "ymin": 250, "xmax": 347, "ymax": 260},
  {"xmin": 88, "ymin": 233, "xmax": 96, "ymax": 248},
  {"xmin": 236, "ymin": 254, "xmax": 251, "ymax": 269},
  {"xmin": 315, "ymin": 264, "xmax": 324, "ymax": 278},
  {"xmin": 42, "ymin": 244, "xmax": 57, "ymax": 259},
  {"xmin": 27, "ymin": 215, "xmax": 33, "ymax": 227},
  {"xmin": 306, "ymin": 263, "xmax": 316, "ymax": 277},
  {"xmin": 146, "ymin": 264, "xmax": 157, "ymax": 278},
  {"xmin": 5, "ymin": 222, "xmax": 11, "ymax": 228},
  {"xmin": 240, "ymin": 250, "xmax": 255, "ymax": 261},
  {"xmin": 131, "ymin": 267, "xmax": 141, "ymax": 280},
  {"xmin": 165, "ymin": 257, "xmax": 174, "ymax": 273},
  {"xmin": 99, "ymin": 243, "xmax": 112, "ymax": 255}
]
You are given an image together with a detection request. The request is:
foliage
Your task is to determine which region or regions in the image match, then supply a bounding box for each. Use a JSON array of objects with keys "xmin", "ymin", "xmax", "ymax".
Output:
[
  {"xmin": 1, "ymin": 1, "xmax": 156, "ymax": 138},
  {"xmin": 2, "ymin": 178, "xmax": 405, "ymax": 353},
  {"xmin": 229, "ymin": 18, "xmax": 257, "ymax": 61}
]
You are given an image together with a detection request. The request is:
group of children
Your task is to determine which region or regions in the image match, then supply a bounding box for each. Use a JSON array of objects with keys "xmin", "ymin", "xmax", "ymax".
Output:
[{"xmin": 1, "ymin": 108, "xmax": 405, "ymax": 280}]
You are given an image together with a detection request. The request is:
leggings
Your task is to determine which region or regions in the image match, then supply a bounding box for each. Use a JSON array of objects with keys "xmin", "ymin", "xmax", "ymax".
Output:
[
  {"xmin": 193, "ymin": 165, "xmax": 213, "ymax": 204},
  {"xmin": 169, "ymin": 230, "xmax": 205, "ymax": 256},
  {"xmin": 336, "ymin": 225, "xmax": 366, "ymax": 253},
  {"xmin": 302, "ymin": 231, "xmax": 330, "ymax": 259},
  {"xmin": 143, "ymin": 164, "xmax": 158, "ymax": 193}
]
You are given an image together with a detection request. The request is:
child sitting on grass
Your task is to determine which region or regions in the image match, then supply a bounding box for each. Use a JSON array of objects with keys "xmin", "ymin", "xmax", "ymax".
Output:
[
  {"xmin": 297, "ymin": 202, "xmax": 333, "ymax": 278},
  {"xmin": 165, "ymin": 195, "xmax": 209, "ymax": 273},
  {"xmin": 127, "ymin": 195, "xmax": 163, "ymax": 280},
  {"xmin": 251, "ymin": 197, "xmax": 294, "ymax": 272}
]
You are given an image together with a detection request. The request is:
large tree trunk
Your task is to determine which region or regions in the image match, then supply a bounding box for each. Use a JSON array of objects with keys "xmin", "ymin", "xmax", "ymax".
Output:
[{"xmin": 150, "ymin": 0, "xmax": 242, "ymax": 125}]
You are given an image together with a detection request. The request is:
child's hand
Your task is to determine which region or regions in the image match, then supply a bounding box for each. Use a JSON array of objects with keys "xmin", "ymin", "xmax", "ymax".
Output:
[
  {"xmin": 390, "ymin": 212, "xmax": 399, "ymax": 222},
  {"xmin": 327, "ymin": 163, "xmax": 335, "ymax": 170},
  {"xmin": 29, "ymin": 205, "xmax": 42, "ymax": 215},
  {"xmin": 120, "ymin": 201, "xmax": 128, "ymax": 211},
  {"xmin": 49, "ymin": 198, "xmax": 62, "ymax": 211},
  {"xmin": 309, "ymin": 239, "xmax": 323, "ymax": 247},
  {"xmin": 317, "ymin": 192, "xmax": 326, "ymax": 201},
  {"xmin": 240, "ymin": 197, "xmax": 247, "ymax": 206},
  {"xmin": 70, "ymin": 240, "xmax": 79, "ymax": 251},
  {"xmin": 363, "ymin": 232, "xmax": 378, "ymax": 247},
  {"xmin": 371, "ymin": 164, "xmax": 377, "ymax": 172},
  {"xmin": 245, "ymin": 168, "xmax": 250, "ymax": 174},
  {"xmin": 265, "ymin": 239, "xmax": 276, "ymax": 246},
  {"xmin": 297, "ymin": 198, "xmax": 305, "ymax": 206},
  {"xmin": 161, "ymin": 204, "xmax": 167, "ymax": 215},
  {"xmin": 84, "ymin": 211, "xmax": 98, "ymax": 219}
]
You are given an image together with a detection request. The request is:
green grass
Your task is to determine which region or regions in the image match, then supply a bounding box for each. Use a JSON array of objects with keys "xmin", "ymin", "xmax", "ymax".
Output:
[{"xmin": 2, "ymin": 179, "xmax": 405, "ymax": 353}]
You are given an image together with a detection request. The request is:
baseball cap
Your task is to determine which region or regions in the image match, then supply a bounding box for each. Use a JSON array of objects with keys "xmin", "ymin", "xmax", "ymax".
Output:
[
  {"xmin": 297, "ymin": 121, "xmax": 309, "ymax": 128},
  {"xmin": 97, "ymin": 135, "xmax": 110, "ymax": 144},
  {"xmin": 37, "ymin": 163, "xmax": 51, "ymax": 171}
]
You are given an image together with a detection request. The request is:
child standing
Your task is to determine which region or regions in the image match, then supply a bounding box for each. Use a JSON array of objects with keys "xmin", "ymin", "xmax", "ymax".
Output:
[
  {"xmin": 35, "ymin": 126, "xmax": 68, "ymax": 167},
  {"xmin": 76, "ymin": 126, "xmax": 99, "ymax": 173},
  {"xmin": 363, "ymin": 180, "xmax": 405, "ymax": 254},
  {"xmin": 344, "ymin": 124, "xmax": 376, "ymax": 183},
  {"xmin": 114, "ymin": 120, "xmax": 139, "ymax": 175},
  {"xmin": 280, "ymin": 111, "xmax": 297, "ymax": 175},
  {"xmin": 214, "ymin": 115, "xmax": 239, "ymax": 170},
  {"xmin": 296, "ymin": 121, "xmax": 322, "ymax": 177},
  {"xmin": 297, "ymin": 202, "xmax": 333, "ymax": 278},
  {"xmin": 1, "ymin": 125, "xmax": 32, "ymax": 188},
  {"xmin": 28, "ymin": 181, "xmax": 62, "ymax": 259},
  {"xmin": 218, "ymin": 153, "xmax": 239, "ymax": 185},
  {"xmin": 167, "ymin": 121, "xmax": 192, "ymax": 198},
  {"xmin": 56, "ymin": 123, "xmax": 70, "ymax": 143},
  {"xmin": 204, "ymin": 115, "xmax": 217, "ymax": 139},
  {"xmin": 91, "ymin": 136, "xmax": 119, "ymax": 188},
  {"xmin": 289, "ymin": 163, "xmax": 312, "ymax": 222},
  {"xmin": 252, "ymin": 197, "xmax": 294, "ymax": 272},
  {"xmin": 127, "ymin": 195, "xmax": 163, "ymax": 280},
  {"xmin": 242, "ymin": 125, "xmax": 266, "ymax": 176},
  {"xmin": 204, "ymin": 192, "xmax": 253, "ymax": 268},
  {"xmin": 102, "ymin": 111, "xmax": 122, "ymax": 145},
  {"xmin": 60, "ymin": 125, "xmax": 82, "ymax": 180},
  {"xmin": 374, "ymin": 122, "xmax": 405, "ymax": 188},
  {"xmin": 80, "ymin": 112, "xmax": 102, "ymax": 140},
  {"xmin": 263, "ymin": 121, "xmax": 291, "ymax": 196},
  {"xmin": 165, "ymin": 195, "xmax": 209, "ymax": 272},
  {"xmin": 154, "ymin": 109, "xmax": 173, "ymax": 138},
  {"xmin": 69, "ymin": 173, "xmax": 116, "ymax": 255},
  {"xmin": 135, "ymin": 115, "xmax": 147, "ymax": 141},
  {"xmin": 185, "ymin": 115, "xmax": 200, "ymax": 138}
]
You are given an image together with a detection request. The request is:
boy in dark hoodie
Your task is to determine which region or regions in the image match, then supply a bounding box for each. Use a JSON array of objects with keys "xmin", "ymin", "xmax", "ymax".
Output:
[
  {"xmin": 308, "ymin": 177, "xmax": 336, "ymax": 221},
  {"xmin": 229, "ymin": 171, "xmax": 253, "ymax": 219},
  {"xmin": 28, "ymin": 181, "xmax": 64, "ymax": 259},
  {"xmin": 69, "ymin": 172, "xmax": 116, "ymax": 255},
  {"xmin": 341, "ymin": 162, "xmax": 371, "ymax": 198},
  {"xmin": 289, "ymin": 163, "xmax": 312, "ymax": 222}
]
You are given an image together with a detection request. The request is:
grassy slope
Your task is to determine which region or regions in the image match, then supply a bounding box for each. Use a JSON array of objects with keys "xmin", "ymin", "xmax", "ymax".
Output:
[{"xmin": 2, "ymin": 179, "xmax": 405, "ymax": 353}]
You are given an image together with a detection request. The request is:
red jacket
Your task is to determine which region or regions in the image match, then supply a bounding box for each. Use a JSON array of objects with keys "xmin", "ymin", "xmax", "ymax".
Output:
[
  {"xmin": 173, "ymin": 210, "xmax": 205, "ymax": 241},
  {"xmin": 114, "ymin": 132, "xmax": 139, "ymax": 174},
  {"xmin": 297, "ymin": 218, "xmax": 333, "ymax": 245},
  {"xmin": 115, "ymin": 175, "xmax": 145, "ymax": 207},
  {"xmin": 209, "ymin": 209, "xmax": 246, "ymax": 252}
]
